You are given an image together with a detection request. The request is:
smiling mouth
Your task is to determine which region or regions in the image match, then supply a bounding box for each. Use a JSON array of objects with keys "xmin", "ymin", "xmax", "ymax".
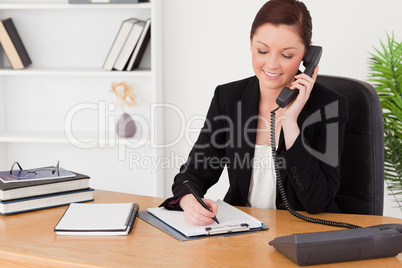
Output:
[{"xmin": 263, "ymin": 70, "xmax": 282, "ymax": 78}]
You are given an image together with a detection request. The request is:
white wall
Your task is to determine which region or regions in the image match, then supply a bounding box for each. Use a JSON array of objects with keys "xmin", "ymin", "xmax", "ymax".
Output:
[{"xmin": 161, "ymin": 0, "xmax": 402, "ymax": 218}]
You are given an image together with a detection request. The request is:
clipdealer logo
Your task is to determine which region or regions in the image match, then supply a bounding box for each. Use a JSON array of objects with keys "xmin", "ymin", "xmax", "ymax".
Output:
[
  {"xmin": 63, "ymin": 100, "xmax": 341, "ymax": 168},
  {"xmin": 301, "ymin": 101, "xmax": 340, "ymax": 168}
]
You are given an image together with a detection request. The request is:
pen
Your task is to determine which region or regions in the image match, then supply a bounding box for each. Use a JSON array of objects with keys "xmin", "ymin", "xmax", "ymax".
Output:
[{"xmin": 183, "ymin": 180, "xmax": 220, "ymax": 224}]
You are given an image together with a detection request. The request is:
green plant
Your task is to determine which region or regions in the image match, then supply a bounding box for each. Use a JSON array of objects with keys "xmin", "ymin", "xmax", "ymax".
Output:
[{"xmin": 368, "ymin": 33, "xmax": 402, "ymax": 211}]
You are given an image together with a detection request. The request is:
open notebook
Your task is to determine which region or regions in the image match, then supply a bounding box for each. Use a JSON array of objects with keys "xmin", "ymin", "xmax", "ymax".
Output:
[{"xmin": 143, "ymin": 199, "xmax": 267, "ymax": 240}]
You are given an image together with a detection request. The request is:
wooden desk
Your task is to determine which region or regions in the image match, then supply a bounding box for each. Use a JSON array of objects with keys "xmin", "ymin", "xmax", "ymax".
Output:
[{"xmin": 0, "ymin": 190, "xmax": 401, "ymax": 267}]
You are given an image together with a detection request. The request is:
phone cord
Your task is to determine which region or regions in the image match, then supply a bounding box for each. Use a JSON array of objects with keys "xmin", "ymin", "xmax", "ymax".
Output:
[{"xmin": 270, "ymin": 107, "xmax": 361, "ymax": 229}]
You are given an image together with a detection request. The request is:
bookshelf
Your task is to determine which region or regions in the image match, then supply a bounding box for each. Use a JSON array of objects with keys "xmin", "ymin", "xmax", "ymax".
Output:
[{"xmin": 0, "ymin": 0, "xmax": 164, "ymax": 197}]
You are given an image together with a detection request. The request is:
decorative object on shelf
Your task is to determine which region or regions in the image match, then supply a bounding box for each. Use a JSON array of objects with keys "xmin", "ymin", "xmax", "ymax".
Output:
[
  {"xmin": 109, "ymin": 81, "xmax": 137, "ymax": 138},
  {"xmin": 368, "ymin": 32, "xmax": 402, "ymax": 212}
]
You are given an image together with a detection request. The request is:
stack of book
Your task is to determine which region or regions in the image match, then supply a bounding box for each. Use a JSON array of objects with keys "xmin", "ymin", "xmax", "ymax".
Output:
[
  {"xmin": 103, "ymin": 17, "xmax": 151, "ymax": 71},
  {"xmin": 0, "ymin": 167, "xmax": 93, "ymax": 215},
  {"xmin": 0, "ymin": 18, "xmax": 31, "ymax": 70}
]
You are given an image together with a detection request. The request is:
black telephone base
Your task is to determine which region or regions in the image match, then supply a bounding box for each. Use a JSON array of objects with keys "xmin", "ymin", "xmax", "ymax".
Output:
[{"xmin": 269, "ymin": 224, "xmax": 402, "ymax": 266}]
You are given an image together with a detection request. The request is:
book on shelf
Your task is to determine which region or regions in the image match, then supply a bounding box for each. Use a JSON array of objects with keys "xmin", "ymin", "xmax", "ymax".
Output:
[
  {"xmin": 0, "ymin": 188, "xmax": 94, "ymax": 215},
  {"xmin": 54, "ymin": 202, "xmax": 139, "ymax": 235},
  {"xmin": 113, "ymin": 20, "xmax": 145, "ymax": 71},
  {"xmin": 126, "ymin": 18, "xmax": 151, "ymax": 71},
  {"xmin": 0, "ymin": 18, "xmax": 32, "ymax": 70},
  {"xmin": 0, "ymin": 171, "xmax": 90, "ymax": 202},
  {"xmin": 102, "ymin": 18, "xmax": 138, "ymax": 71}
]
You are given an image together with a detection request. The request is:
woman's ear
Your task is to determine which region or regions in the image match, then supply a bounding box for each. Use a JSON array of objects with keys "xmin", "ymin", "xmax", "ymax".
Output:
[{"xmin": 250, "ymin": 34, "xmax": 253, "ymax": 52}]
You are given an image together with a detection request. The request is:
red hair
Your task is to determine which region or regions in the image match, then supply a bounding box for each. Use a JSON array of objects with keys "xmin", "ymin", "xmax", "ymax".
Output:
[{"xmin": 250, "ymin": 0, "xmax": 312, "ymax": 49}]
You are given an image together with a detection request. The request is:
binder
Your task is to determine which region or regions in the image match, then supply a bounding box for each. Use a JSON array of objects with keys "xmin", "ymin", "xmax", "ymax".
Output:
[{"xmin": 139, "ymin": 199, "xmax": 268, "ymax": 241}]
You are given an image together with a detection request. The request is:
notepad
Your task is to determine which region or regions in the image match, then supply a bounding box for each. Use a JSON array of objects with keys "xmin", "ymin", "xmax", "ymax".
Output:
[
  {"xmin": 54, "ymin": 202, "xmax": 139, "ymax": 235},
  {"xmin": 147, "ymin": 199, "xmax": 264, "ymax": 237}
]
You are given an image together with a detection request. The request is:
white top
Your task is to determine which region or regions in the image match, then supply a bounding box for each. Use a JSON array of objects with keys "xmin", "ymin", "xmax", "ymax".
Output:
[{"xmin": 247, "ymin": 144, "xmax": 277, "ymax": 209}]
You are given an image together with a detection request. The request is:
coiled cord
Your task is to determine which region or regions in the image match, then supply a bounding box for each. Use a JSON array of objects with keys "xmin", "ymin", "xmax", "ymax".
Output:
[{"xmin": 270, "ymin": 107, "xmax": 361, "ymax": 229}]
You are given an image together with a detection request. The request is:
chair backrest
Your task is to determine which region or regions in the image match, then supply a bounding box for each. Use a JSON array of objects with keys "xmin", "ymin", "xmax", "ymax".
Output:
[{"xmin": 316, "ymin": 75, "xmax": 384, "ymax": 215}]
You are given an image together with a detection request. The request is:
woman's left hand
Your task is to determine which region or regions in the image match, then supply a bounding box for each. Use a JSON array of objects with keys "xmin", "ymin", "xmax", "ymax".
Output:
[
  {"xmin": 283, "ymin": 66, "xmax": 319, "ymax": 119},
  {"xmin": 281, "ymin": 66, "xmax": 319, "ymax": 149}
]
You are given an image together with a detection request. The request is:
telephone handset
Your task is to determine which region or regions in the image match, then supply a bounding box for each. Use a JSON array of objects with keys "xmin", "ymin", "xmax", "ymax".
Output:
[
  {"xmin": 275, "ymin": 45, "xmax": 323, "ymax": 108},
  {"xmin": 270, "ymin": 45, "xmax": 360, "ymax": 229}
]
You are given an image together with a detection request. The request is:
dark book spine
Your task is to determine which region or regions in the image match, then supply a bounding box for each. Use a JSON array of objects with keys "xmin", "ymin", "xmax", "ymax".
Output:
[
  {"xmin": 3, "ymin": 18, "xmax": 32, "ymax": 67},
  {"xmin": 128, "ymin": 21, "xmax": 151, "ymax": 70}
]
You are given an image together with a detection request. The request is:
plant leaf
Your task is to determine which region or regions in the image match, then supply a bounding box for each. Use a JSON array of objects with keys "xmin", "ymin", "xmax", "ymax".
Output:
[{"xmin": 368, "ymin": 32, "xmax": 402, "ymax": 211}]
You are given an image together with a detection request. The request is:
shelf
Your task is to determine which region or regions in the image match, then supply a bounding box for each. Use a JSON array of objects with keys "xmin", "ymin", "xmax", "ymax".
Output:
[
  {"xmin": 0, "ymin": 0, "xmax": 164, "ymax": 197},
  {"xmin": 0, "ymin": 67, "xmax": 152, "ymax": 77},
  {"xmin": 0, "ymin": 2, "xmax": 151, "ymax": 10},
  {"xmin": 0, "ymin": 130, "xmax": 150, "ymax": 147}
]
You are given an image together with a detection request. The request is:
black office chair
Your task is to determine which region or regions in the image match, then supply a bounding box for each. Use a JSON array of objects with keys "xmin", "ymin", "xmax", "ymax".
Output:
[{"xmin": 316, "ymin": 75, "xmax": 384, "ymax": 215}]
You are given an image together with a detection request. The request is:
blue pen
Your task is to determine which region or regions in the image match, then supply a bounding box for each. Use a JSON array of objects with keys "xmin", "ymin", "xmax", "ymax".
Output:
[{"xmin": 183, "ymin": 180, "xmax": 220, "ymax": 224}]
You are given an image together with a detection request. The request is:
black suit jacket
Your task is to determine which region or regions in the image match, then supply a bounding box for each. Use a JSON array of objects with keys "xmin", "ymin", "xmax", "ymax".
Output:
[{"xmin": 163, "ymin": 75, "xmax": 348, "ymax": 213}]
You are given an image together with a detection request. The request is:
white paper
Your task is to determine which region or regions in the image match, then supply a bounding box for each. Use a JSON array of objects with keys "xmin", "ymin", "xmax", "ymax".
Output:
[{"xmin": 147, "ymin": 199, "xmax": 263, "ymax": 237}]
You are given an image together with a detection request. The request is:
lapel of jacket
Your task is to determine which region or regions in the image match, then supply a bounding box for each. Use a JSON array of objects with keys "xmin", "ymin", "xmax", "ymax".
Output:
[{"xmin": 234, "ymin": 76, "xmax": 260, "ymax": 204}]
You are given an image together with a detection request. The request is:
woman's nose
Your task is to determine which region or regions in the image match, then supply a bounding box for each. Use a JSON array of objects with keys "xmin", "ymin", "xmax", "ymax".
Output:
[{"xmin": 265, "ymin": 54, "xmax": 280, "ymax": 70}]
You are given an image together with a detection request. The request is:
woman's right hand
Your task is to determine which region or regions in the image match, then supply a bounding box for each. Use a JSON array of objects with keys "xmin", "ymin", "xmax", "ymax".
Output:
[{"xmin": 179, "ymin": 194, "xmax": 219, "ymax": 226}]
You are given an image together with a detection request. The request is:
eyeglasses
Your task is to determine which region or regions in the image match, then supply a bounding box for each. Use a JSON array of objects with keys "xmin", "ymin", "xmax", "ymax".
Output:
[{"xmin": 10, "ymin": 160, "xmax": 60, "ymax": 179}]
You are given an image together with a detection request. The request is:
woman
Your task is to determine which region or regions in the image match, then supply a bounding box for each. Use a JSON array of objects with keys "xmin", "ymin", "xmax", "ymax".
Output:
[{"xmin": 162, "ymin": 0, "xmax": 348, "ymax": 226}]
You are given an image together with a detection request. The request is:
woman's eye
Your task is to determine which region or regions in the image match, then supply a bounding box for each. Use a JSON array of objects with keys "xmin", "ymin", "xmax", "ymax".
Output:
[
  {"xmin": 282, "ymin": 54, "xmax": 293, "ymax": 59},
  {"xmin": 258, "ymin": 50, "xmax": 268, "ymax": 55}
]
